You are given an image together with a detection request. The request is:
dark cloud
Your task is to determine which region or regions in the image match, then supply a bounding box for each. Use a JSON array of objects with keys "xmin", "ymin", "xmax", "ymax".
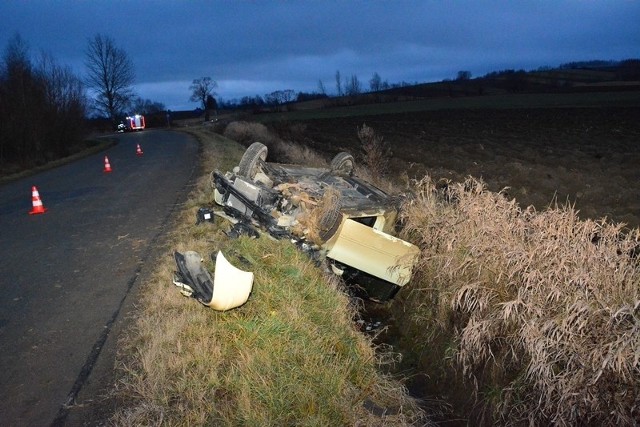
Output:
[{"xmin": 1, "ymin": 1, "xmax": 638, "ymax": 110}]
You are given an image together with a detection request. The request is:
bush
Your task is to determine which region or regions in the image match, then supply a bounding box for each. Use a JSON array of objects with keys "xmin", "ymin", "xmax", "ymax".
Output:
[{"xmin": 397, "ymin": 176, "xmax": 640, "ymax": 426}]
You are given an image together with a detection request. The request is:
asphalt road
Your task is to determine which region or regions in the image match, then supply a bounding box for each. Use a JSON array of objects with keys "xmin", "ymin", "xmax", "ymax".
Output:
[{"xmin": 0, "ymin": 130, "xmax": 199, "ymax": 425}]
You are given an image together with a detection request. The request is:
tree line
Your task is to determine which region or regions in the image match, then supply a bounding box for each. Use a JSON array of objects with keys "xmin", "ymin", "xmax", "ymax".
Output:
[
  {"xmin": 0, "ymin": 33, "xmax": 168, "ymax": 172},
  {"xmin": 0, "ymin": 34, "xmax": 86, "ymax": 170},
  {"xmin": 214, "ymin": 57, "xmax": 640, "ymax": 112},
  {"xmin": 214, "ymin": 70, "xmax": 404, "ymax": 112}
]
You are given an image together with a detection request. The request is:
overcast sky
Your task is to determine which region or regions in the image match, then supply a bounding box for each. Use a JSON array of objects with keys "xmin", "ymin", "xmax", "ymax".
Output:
[{"xmin": 1, "ymin": 1, "xmax": 639, "ymax": 111}]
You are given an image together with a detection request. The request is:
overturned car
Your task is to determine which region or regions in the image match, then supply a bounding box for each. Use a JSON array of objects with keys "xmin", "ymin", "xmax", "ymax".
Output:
[{"xmin": 211, "ymin": 142, "xmax": 420, "ymax": 302}]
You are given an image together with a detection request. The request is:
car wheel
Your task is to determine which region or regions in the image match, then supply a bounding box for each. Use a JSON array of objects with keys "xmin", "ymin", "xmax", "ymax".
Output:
[
  {"xmin": 318, "ymin": 191, "xmax": 343, "ymax": 242},
  {"xmin": 238, "ymin": 142, "xmax": 268, "ymax": 180},
  {"xmin": 330, "ymin": 152, "xmax": 355, "ymax": 176}
]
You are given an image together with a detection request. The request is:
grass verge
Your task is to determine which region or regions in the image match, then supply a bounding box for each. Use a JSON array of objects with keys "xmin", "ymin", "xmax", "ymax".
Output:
[
  {"xmin": 109, "ymin": 127, "xmax": 427, "ymax": 426},
  {"xmin": 0, "ymin": 136, "xmax": 116, "ymax": 185},
  {"xmin": 212, "ymin": 119, "xmax": 640, "ymax": 424}
]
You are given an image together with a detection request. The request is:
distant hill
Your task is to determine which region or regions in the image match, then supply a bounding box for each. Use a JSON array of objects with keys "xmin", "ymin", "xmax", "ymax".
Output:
[
  {"xmin": 380, "ymin": 59, "xmax": 640, "ymax": 100},
  {"xmin": 183, "ymin": 59, "xmax": 640, "ymax": 116},
  {"xmin": 277, "ymin": 59, "xmax": 640, "ymax": 113}
]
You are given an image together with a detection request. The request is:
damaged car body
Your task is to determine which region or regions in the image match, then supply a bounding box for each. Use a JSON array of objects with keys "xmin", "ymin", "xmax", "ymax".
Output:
[{"xmin": 211, "ymin": 142, "xmax": 420, "ymax": 302}]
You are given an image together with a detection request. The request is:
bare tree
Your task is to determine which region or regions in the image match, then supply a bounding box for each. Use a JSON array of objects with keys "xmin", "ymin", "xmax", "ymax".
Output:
[
  {"xmin": 1, "ymin": 33, "xmax": 87, "ymax": 166},
  {"xmin": 131, "ymin": 96, "xmax": 166, "ymax": 115},
  {"xmin": 0, "ymin": 33, "xmax": 39, "ymax": 163},
  {"xmin": 280, "ymin": 89, "xmax": 295, "ymax": 104},
  {"xmin": 37, "ymin": 52, "xmax": 87, "ymax": 156},
  {"xmin": 206, "ymin": 94, "xmax": 217, "ymax": 110},
  {"xmin": 344, "ymin": 74, "xmax": 362, "ymax": 96},
  {"xmin": 335, "ymin": 70, "xmax": 342, "ymax": 96},
  {"xmin": 263, "ymin": 89, "xmax": 296, "ymax": 112},
  {"xmin": 206, "ymin": 94, "xmax": 218, "ymax": 120},
  {"xmin": 369, "ymin": 72, "xmax": 382, "ymax": 92},
  {"xmin": 189, "ymin": 77, "xmax": 217, "ymax": 120},
  {"xmin": 264, "ymin": 92, "xmax": 277, "ymax": 109},
  {"xmin": 85, "ymin": 34, "xmax": 135, "ymax": 120},
  {"xmin": 456, "ymin": 70, "xmax": 472, "ymax": 81},
  {"xmin": 317, "ymin": 79, "xmax": 326, "ymax": 95}
]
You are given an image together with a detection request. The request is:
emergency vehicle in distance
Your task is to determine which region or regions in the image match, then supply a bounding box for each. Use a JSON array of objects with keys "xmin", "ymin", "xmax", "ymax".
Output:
[{"xmin": 117, "ymin": 114, "xmax": 146, "ymax": 132}]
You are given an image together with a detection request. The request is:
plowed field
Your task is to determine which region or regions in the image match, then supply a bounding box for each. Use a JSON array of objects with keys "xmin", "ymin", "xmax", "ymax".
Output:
[{"xmin": 294, "ymin": 106, "xmax": 640, "ymax": 229}]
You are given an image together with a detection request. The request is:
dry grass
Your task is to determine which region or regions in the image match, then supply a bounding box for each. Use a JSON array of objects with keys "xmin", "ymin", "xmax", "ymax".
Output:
[
  {"xmin": 357, "ymin": 123, "xmax": 392, "ymax": 185},
  {"xmin": 224, "ymin": 120, "xmax": 329, "ymax": 167},
  {"xmin": 397, "ymin": 176, "xmax": 640, "ymax": 425},
  {"xmin": 271, "ymin": 139, "xmax": 329, "ymax": 167},
  {"xmin": 109, "ymin": 127, "xmax": 428, "ymax": 426},
  {"xmin": 222, "ymin": 121, "xmax": 277, "ymax": 146}
]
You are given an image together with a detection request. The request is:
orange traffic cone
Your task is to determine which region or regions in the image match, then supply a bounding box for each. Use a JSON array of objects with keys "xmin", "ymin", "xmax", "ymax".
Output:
[
  {"xmin": 136, "ymin": 144, "xmax": 143, "ymax": 156},
  {"xmin": 29, "ymin": 186, "xmax": 47, "ymax": 215},
  {"xmin": 103, "ymin": 155, "xmax": 112, "ymax": 173}
]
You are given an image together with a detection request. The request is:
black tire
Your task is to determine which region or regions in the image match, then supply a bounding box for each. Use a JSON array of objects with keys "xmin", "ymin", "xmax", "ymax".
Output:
[
  {"xmin": 330, "ymin": 152, "xmax": 355, "ymax": 176},
  {"xmin": 318, "ymin": 191, "xmax": 343, "ymax": 242},
  {"xmin": 238, "ymin": 142, "xmax": 268, "ymax": 180}
]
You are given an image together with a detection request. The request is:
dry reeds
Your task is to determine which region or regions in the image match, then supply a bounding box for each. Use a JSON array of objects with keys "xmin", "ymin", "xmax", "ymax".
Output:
[{"xmin": 399, "ymin": 176, "xmax": 640, "ymax": 425}]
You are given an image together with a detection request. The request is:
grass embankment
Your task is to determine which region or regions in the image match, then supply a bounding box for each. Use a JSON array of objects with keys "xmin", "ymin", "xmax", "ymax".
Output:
[
  {"xmin": 0, "ymin": 137, "xmax": 115, "ymax": 185},
  {"xmin": 110, "ymin": 127, "xmax": 426, "ymax": 426},
  {"xmin": 220, "ymin": 118, "xmax": 640, "ymax": 425},
  {"xmin": 395, "ymin": 177, "xmax": 640, "ymax": 426},
  {"xmin": 215, "ymin": 119, "xmax": 640, "ymax": 424}
]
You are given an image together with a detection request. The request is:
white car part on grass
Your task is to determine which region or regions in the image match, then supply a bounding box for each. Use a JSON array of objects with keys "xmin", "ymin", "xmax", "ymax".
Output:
[
  {"xmin": 208, "ymin": 251, "xmax": 254, "ymax": 311},
  {"xmin": 173, "ymin": 250, "xmax": 253, "ymax": 311}
]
